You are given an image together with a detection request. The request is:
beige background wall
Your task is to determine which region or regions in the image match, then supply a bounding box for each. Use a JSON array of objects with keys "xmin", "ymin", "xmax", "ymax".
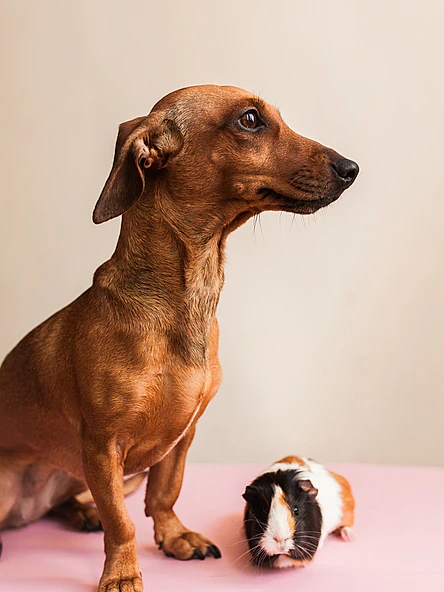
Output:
[{"xmin": 1, "ymin": 1, "xmax": 443, "ymax": 466}]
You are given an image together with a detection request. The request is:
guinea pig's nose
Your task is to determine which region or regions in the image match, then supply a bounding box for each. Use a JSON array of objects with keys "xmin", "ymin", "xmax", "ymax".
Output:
[{"xmin": 331, "ymin": 158, "xmax": 359, "ymax": 185}]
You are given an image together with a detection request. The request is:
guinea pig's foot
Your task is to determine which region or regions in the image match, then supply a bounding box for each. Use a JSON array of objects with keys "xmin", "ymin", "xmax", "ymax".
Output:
[
  {"xmin": 274, "ymin": 555, "xmax": 308, "ymax": 569},
  {"xmin": 335, "ymin": 526, "xmax": 355, "ymax": 542}
]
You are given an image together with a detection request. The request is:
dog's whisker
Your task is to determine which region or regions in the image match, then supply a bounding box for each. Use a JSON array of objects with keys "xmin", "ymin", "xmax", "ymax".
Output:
[{"xmin": 257, "ymin": 213, "xmax": 266, "ymax": 243}]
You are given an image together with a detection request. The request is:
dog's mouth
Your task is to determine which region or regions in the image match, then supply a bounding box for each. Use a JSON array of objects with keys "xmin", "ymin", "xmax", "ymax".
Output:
[{"xmin": 258, "ymin": 188, "xmax": 341, "ymax": 215}]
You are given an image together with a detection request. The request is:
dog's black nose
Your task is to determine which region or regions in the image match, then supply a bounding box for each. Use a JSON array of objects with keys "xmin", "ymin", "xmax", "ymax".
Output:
[{"xmin": 331, "ymin": 158, "xmax": 359, "ymax": 184}]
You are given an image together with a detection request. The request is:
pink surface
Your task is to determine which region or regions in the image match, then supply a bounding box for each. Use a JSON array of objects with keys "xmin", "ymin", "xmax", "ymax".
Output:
[{"xmin": 1, "ymin": 463, "xmax": 444, "ymax": 591}]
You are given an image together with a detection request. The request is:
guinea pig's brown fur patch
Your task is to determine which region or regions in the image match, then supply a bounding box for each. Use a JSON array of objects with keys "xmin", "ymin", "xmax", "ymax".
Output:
[
  {"xmin": 328, "ymin": 470, "xmax": 355, "ymax": 528},
  {"xmin": 276, "ymin": 455, "xmax": 309, "ymax": 469}
]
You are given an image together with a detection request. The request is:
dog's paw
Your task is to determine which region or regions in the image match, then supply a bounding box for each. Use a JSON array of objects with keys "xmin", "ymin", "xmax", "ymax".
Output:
[
  {"xmin": 51, "ymin": 498, "xmax": 103, "ymax": 532},
  {"xmin": 158, "ymin": 531, "xmax": 221, "ymax": 561},
  {"xmin": 70, "ymin": 503, "xmax": 103, "ymax": 532},
  {"xmin": 98, "ymin": 542, "xmax": 142, "ymax": 592},
  {"xmin": 80, "ymin": 506, "xmax": 103, "ymax": 532},
  {"xmin": 98, "ymin": 576, "xmax": 143, "ymax": 592}
]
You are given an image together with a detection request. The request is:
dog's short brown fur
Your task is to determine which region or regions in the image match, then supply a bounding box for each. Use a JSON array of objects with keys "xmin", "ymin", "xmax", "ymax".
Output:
[{"xmin": 0, "ymin": 85, "xmax": 358, "ymax": 591}]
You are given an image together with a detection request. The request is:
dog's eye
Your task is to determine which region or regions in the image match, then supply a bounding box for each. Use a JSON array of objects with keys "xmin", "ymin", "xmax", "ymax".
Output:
[
  {"xmin": 293, "ymin": 507, "xmax": 299, "ymax": 514},
  {"xmin": 239, "ymin": 109, "xmax": 263, "ymax": 130}
]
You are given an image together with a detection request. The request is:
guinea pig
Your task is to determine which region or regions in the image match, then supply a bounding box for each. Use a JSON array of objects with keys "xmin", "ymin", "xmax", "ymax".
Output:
[{"xmin": 242, "ymin": 455, "xmax": 355, "ymax": 569}]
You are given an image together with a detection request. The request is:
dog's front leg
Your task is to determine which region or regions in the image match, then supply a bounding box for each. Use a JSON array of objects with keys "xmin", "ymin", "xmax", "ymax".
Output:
[
  {"xmin": 144, "ymin": 425, "xmax": 221, "ymax": 561},
  {"xmin": 82, "ymin": 429, "xmax": 142, "ymax": 592}
]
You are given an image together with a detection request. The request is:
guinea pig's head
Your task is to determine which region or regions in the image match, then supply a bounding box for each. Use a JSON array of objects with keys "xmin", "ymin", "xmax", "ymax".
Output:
[{"xmin": 242, "ymin": 470, "xmax": 322, "ymax": 568}]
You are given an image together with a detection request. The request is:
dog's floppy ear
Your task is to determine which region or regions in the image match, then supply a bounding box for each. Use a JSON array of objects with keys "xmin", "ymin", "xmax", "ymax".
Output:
[{"xmin": 93, "ymin": 114, "xmax": 183, "ymax": 224}]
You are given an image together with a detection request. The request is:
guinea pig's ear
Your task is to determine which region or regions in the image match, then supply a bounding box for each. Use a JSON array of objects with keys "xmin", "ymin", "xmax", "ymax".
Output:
[
  {"xmin": 93, "ymin": 113, "xmax": 183, "ymax": 224},
  {"xmin": 299, "ymin": 479, "xmax": 318, "ymax": 500},
  {"xmin": 242, "ymin": 485, "xmax": 260, "ymax": 505}
]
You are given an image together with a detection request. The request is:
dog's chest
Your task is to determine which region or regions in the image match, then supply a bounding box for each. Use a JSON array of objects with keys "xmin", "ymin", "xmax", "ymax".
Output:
[{"xmin": 122, "ymin": 362, "xmax": 214, "ymax": 473}]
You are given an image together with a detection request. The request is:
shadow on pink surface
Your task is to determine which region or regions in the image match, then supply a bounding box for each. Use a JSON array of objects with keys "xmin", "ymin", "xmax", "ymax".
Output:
[{"xmin": 1, "ymin": 464, "xmax": 444, "ymax": 591}]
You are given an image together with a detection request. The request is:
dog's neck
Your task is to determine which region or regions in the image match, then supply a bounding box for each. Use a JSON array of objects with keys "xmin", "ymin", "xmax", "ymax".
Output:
[{"xmin": 93, "ymin": 193, "xmax": 234, "ymax": 358}]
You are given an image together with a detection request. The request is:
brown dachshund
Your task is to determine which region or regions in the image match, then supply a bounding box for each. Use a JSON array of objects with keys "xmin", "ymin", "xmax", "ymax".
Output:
[{"xmin": 0, "ymin": 85, "xmax": 358, "ymax": 591}]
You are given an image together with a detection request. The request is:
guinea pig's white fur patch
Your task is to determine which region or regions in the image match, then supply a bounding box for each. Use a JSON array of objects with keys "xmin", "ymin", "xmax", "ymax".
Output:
[
  {"xmin": 262, "ymin": 458, "xmax": 343, "ymax": 548},
  {"xmin": 260, "ymin": 485, "xmax": 295, "ymax": 556}
]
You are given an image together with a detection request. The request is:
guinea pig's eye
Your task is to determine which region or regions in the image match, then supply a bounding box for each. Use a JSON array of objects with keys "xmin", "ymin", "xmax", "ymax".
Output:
[
  {"xmin": 293, "ymin": 507, "xmax": 299, "ymax": 514},
  {"xmin": 239, "ymin": 109, "xmax": 263, "ymax": 131}
]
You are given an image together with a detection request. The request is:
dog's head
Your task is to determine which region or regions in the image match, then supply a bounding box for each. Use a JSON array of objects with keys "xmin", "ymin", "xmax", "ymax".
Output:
[{"xmin": 93, "ymin": 85, "xmax": 358, "ymax": 231}]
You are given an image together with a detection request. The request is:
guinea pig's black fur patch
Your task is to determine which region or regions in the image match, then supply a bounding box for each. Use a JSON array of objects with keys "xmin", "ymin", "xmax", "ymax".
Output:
[{"xmin": 243, "ymin": 469, "xmax": 323, "ymax": 567}]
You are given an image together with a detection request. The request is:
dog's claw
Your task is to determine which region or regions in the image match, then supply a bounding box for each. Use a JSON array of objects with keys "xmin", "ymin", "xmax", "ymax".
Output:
[
  {"xmin": 82, "ymin": 518, "xmax": 103, "ymax": 533},
  {"xmin": 192, "ymin": 549, "xmax": 205, "ymax": 560},
  {"xmin": 158, "ymin": 541, "xmax": 163, "ymax": 550},
  {"xmin": 98, "ymin": 576, "xmax": 143, "ymax": 592},
  {"xmin": 207, "ymin": 544, "xmax": 222, "ymax": 559}
]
